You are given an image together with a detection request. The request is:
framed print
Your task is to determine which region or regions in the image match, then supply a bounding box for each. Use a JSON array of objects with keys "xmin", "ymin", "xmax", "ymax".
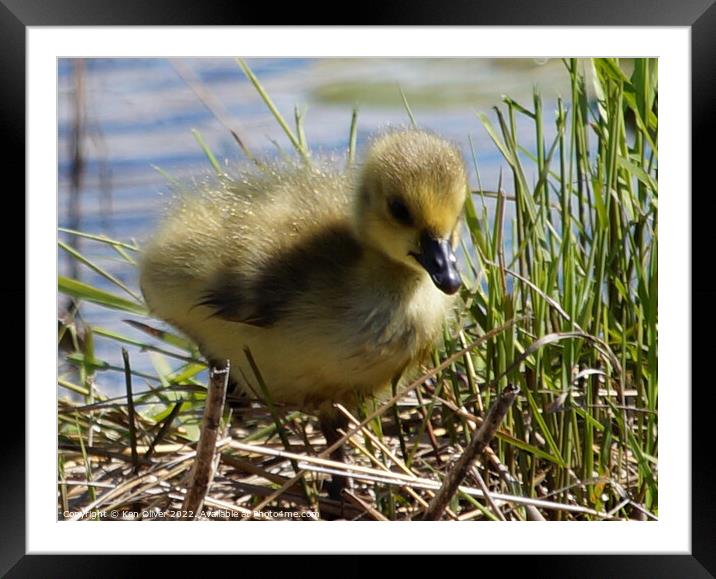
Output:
[{"xmin": 4, "ymin": 0, "xmax": 713, "ymax": 576}]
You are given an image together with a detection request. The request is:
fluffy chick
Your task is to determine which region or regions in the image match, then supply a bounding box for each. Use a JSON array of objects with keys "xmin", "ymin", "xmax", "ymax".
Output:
[{"xmin": 140, "ymin": 129, "xmax": 467, "ymax": 490}]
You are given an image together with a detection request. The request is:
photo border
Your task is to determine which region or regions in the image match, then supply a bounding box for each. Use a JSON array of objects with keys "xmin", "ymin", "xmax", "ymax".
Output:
[{"xmin": 4, "ymin": 1, "xmax": 713, "ymax": 575}]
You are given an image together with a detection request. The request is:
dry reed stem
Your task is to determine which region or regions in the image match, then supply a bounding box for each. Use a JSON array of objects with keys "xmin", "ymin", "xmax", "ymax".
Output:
[
  {"xmin": 343, "ymin": 490, "xmax": 390, "ymax": 521},
  {"xmin": 423, "ymin": 384, "xmax": 520, "ymax": 520},
  {"xmin": 469, "ymin": 465, "xmax": 506, "ymax": 521},
  {"xmin": 180, "ymin": 360, "xmax": 230, "ymax": 519},
  {"xmin": 335, "ymin": 403, "xmax": 459, "ymax": 520},
  {"xmin": 230, "ymin": 439, "xmax": 609, "ymax": 518},
  {"xmin": 121, "ymin": 348, "xmax": 139, "ymax": 475}
]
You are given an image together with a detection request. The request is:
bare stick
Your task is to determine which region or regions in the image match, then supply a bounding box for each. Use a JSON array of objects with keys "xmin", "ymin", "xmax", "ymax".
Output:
[
  {"xmin": 423, "ymin": 384, "xmax": 520, "ymax": 520},
  {"xmin": 121, "ymin": 348, "xmax": 139, "ymax": 475},
  {"xmin": 483, "ymin": 447, "xmax": 546, "ymax": 521},
  {"xmin": 181, "ymin": 360, "xmax": 230, "ymax": 519},
  {"xmin": 143, "ymin": 402, "xmax": 183, "ymax": 462},
  {"xmin": 343, "ymin": 490, "xmax": 389, "ymax": 521},
  {"xmin": 435, "ymin": 397, "xmax": 546, "ymax": 521},
  {"xmin": 469, "ymin": 465, "xmax": 506, "ymax": 521}
]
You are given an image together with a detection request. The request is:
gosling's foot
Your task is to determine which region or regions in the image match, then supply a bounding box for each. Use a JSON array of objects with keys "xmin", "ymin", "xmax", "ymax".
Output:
[
  {"xmin": 325, "ymin": 467, "xmax": 356, "ymax": 502},
  {"xmin": 319, "ymin": 410, "xmax": 354, "ymax": 516}
]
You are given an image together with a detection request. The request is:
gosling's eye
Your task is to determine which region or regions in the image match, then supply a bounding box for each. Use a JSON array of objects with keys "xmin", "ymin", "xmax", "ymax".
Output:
[{"xmin": 388, "ymin": 197, "xmax": 413, "ymax": 226}]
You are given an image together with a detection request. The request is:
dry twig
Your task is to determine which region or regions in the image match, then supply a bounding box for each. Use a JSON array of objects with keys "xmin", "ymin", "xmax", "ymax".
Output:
[
  {"xmin": 180, "ymin": 360, "xmax": 230, "ymax": 519},
  {"xmin": 422, "ymin": 384, "xmax": 520, "ymax": 520}
]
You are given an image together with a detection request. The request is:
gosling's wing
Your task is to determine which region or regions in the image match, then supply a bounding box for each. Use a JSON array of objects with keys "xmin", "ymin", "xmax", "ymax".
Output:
[
  {"xmin": 197, "ymin": 269, "xmax": 277, "ymax": 327},
  {"xmin": 198, "ymin": 223, "xmax": 362, "ymax": 328}
]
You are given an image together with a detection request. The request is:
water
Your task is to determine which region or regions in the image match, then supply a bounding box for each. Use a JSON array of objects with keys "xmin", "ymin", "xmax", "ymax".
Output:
[{"xmin": 58, "ymin": 57, "xmax": 568, "ymax": 394}]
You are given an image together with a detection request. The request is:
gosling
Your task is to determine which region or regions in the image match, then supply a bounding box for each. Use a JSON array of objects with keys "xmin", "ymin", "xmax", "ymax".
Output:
[{"xmin": 139, "ymin": 129, "xmax": 467, "ymax": 497}]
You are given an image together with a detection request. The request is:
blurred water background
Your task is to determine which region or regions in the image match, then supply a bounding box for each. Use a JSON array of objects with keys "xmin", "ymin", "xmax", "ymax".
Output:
[{"xmin": 58, "ymin": 57, "xmax": 573, "ymax": 394}]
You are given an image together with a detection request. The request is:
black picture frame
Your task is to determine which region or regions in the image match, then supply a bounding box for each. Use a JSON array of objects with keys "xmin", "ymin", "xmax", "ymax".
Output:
[{"xmin": 5, "ymin": 1, "xmax": 712, "ymax": 576}]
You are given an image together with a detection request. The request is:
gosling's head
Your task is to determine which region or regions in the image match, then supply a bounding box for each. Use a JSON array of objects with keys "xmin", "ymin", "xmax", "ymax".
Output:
[{"xmin": 355, "ymin": 129, "xmax": 467, "ymax": 295}]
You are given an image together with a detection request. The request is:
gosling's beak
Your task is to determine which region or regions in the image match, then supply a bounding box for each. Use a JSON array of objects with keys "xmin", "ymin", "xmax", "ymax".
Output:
[{"xmin": 411, "ymin": 232, "xmax": 461, "ymax": 295}]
